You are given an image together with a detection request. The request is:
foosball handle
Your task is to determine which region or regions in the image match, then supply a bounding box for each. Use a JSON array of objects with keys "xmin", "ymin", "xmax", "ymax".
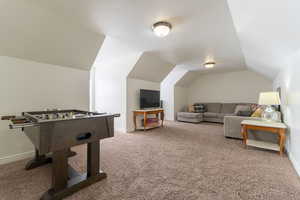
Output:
[{"xmin": 1, "ymin": 115, "xmax": 16, "ymax": 120}]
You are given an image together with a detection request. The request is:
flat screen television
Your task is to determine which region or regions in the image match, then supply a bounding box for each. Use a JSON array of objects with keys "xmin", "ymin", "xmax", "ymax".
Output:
[{"xmin": 140, "ymin": 89, "xmax": 160, "ymax": 109}]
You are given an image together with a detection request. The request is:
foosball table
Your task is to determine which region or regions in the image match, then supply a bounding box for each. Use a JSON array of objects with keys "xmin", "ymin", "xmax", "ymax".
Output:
[{"xmin": 2, "ymin": 109, "xmax": 119, "ymax": 200}]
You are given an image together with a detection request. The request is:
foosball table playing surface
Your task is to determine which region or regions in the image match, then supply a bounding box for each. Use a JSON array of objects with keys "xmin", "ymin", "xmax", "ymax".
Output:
[{"xmin": 2, "ymin": 109, "xmax": 120, "ymax": 200}]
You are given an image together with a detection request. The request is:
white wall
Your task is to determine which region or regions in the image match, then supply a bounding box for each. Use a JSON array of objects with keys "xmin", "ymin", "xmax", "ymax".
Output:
[
  {"xmin": 0, "ymin": 56, "xmax": 89, "ymax": 164},
  {"xmin": 273, "ymin": 51, "xmax": 300, "ymax": 176},
  {"xmin": 174, "ymin": 86, "xmax": 188, "ymax": 116},
  {"xmin": 161, "ymin": 67, "xmax": 188, "ymax": 120},
  {"xmin": 188, "ymin": 70, "xmax": 272, "ymax": 104},
  {"xmin": 126, "ymin": 78, "xmax": 160, "ymax": 132},
  {"xmin": 93, "ymin": 37, "xmax": 142, "ymax": 132}
]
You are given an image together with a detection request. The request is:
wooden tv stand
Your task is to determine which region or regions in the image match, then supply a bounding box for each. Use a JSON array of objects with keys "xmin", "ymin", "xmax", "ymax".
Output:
[{"xmin": 133, "ymin": 109, "xmax": 164, "ymax": 131}]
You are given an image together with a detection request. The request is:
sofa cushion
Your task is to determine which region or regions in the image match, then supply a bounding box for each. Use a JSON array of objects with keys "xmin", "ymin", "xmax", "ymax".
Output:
[
  {"xmin": 220, "ymin": 103, "xmax": 236, "ymax": 114},
  {"xmin": 203, "ymin": 112, "xmax": 217, "ymax": 118},
  {"xmin": 234, "ymin": 105, "xmax": 251, "ymax": 114},
  {"xmin": 218, "ymin": 113, "xmax": 236, "ymax": 119},
  {"xmin": 177, "ymin": 112, "xmax": 202, "ymax": 118},
  {"xmin": 205, "ymin": 103, "xmax": 222, "ymax": 113}
]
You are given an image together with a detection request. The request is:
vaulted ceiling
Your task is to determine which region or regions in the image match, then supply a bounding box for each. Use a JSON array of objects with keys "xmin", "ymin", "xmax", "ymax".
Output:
[
  {"xmin": 0, "ymin": 0, "xmax": 104, "ymax": 70},
  {"xmin": 1, "ymin": 0, "xmax": 298, "ymax": 79},
  {"xmin": 227, "ymin": 0, "xmax": 300, "ymax": 79},
  {"xmin": 128, "ymin": 52, "xmax": 174, "ymax": 82},
  {"xmin": 32, "ymin": 0, "xmax": 246, "ymax": 73}
]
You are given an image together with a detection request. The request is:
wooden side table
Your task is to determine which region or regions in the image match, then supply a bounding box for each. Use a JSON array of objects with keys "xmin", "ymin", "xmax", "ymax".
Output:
[
  {"xmin": 133, "ymin": 109, "xmax": 164, "ymax": 131},
  {"xmin": 241, "ymin": 120, "xmax": 287, "ymax": 156}
]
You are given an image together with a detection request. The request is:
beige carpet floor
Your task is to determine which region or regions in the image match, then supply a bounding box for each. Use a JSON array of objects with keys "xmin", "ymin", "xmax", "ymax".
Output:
[{"xmin": 0, "ymin": 121, "xmax": 300, "ymax": 200}]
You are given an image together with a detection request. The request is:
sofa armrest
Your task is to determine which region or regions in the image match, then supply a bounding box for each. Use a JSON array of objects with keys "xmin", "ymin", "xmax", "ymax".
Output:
[{"xmin": 224, "ymin": 116, "xmax": 260, "ymax": 139}]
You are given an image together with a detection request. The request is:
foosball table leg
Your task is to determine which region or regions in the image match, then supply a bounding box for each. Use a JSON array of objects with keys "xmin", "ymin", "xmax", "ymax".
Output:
[
  {"xmin": 41, "ymin": 141, "xmax": 107, "ymax": 200},
  {"xmin": 52, "ymin": 149, "xmax": 69, "ymax": 192},
  {"xmin": 25, "ymin": 148, "xmax": 77, "ymax": 170},
  {"xmin": 25, "ymin": 149, "xmax": 52, "ymax": 170},
  {"xmin": 86, "ymin": 140, "xmax": 107, "ymax": 180}
]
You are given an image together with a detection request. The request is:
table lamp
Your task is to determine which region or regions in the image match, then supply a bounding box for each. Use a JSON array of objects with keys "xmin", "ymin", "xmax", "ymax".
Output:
[{"xmin": 258, "ymin": 92, "xmax": 281, "ymax": 121}]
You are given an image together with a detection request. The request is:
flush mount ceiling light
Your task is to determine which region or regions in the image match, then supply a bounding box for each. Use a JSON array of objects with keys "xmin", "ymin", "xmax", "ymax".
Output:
[
  {"xmin": 152, "ymin": 21, "xmax": 172, "ymax": 37},
  {"xmin": 204, "ymin": 61, "xmax": 216, "ymax": 68}
]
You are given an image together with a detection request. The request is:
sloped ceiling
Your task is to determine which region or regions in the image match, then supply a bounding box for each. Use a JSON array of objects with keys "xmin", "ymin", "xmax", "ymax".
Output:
[
  {"xmin": 2, "ymin": 0, "xmax": 296, "ymax": 79},
  {"xmin": 128, "ymin": 52, "xmax": 174, "ymax": 82},
  {"xmin": 175, "ymin": 66, "xmax": 249, "ymax": 87},
  {"xmin": 33, "ymin": 0, "xmax": 246, "ymax": 74},
  {"xmin": 92, "ymin": 36, "xmax": 142, "ymax": 74},
  {"xmin": 161, "ymin": 66, "xmax": 188, "ymax": 87},
  {"xmin": 175, "ymin": 71, "xmax": 200, "ymax": 87},
  {"xmin": 227, "ymin": 0, "xmax": 300, "ymax": 79},
  {"xmin": 0, "ymin": 0, "xmax": 105, "ymax": 70}
]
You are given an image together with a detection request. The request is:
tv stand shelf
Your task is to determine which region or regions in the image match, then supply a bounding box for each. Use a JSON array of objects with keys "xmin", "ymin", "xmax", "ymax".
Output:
[{"xmin": 133, "ymin": 109, "xmax": 164, "ymax": 131}]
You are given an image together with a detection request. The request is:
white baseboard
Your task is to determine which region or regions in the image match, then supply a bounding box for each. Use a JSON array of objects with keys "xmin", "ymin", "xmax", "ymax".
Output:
[
  {"xmin": 287, "ymin": 150, "xmax": 300, "ymax": 177},
  {"xmin": 0, "ymin": 151, "xmax": 34, "ymax": 165}
]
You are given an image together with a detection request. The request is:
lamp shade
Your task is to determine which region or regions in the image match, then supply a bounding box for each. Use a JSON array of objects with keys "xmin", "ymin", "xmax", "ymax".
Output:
[{"xmin": 258, "ymin": 92, "xmax": 281, "ymax": 105}]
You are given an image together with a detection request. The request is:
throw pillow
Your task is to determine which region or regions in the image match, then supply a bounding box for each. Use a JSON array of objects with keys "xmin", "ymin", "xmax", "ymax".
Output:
[
  {"xmin": 251, "ymin": 107, "xmax": 263, "ymax": 117},
  {"xmin": 194, "ymin": 104, "xmax": 206, "ymax": 113},
  {"xmin": 234, "ymin": 105, "xmax": 251, "ymax": 114},
  {"xmin": 237, "ymin": 110, "xmax": 252, "ymax": 117},
  {"xmin": 250, "ymin": 104, "xmax": 259, "ymax": 112},
  {"xmin": 188, "ymin": 105, "xmax": 195, "ymax": 112}
]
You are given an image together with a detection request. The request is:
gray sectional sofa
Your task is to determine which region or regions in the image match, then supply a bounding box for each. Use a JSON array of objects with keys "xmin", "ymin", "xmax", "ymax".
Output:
[
  {"xmin": 224, "ymin": 115, "xmax": 277, "ymax": 142},
  {"xmin": 177, "ymin": 103, "xmax": 251, "ymax": 123},
  {"xmin": 177, "ymin": 112, "xmax": 203, "ymax": 123},
  {"xmin": 177, "ymin": 102, "xmax": 277, "ymax": 142}
]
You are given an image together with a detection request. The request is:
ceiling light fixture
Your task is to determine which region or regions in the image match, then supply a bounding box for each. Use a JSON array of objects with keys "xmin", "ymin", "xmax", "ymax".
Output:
[
  {"xmin": 204, "ymin": 61, "xmax": 216, "ymax": 68},
  {"xmin": 152, "ymin": 21, "xmax": 172, "ymax": 37}
]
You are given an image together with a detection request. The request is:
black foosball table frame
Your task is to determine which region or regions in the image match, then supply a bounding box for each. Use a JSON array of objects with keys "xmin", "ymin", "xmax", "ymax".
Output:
[{"xmin": 2, "ymin": 109, "xmax": 119, "ymax": 200}]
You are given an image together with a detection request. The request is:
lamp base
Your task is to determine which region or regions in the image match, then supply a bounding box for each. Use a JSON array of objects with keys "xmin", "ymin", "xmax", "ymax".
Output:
[{"xmin": 262, "ymin": 105, "xmax": 277, "ymax": 122}]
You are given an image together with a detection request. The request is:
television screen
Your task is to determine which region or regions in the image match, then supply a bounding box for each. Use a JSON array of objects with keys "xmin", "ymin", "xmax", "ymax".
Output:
[{"xmin": 140, "ymin": 89, "xmax": 160, "ymax": 109}]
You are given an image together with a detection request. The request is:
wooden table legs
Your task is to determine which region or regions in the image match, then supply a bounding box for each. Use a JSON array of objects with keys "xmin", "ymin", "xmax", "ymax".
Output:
[
  {"xmin": 143, "ymin": 112, "xmax": 147, "ymax": 131},
  {"xmin": 25, "ymin": 148, "xmax": 76, "ymax": 170},
  {"xmin": 241, "ymin": 126, "xmax": 248, "ymax": 147},
  {"xmin": 25, "ymin": 149, "xmax": 52, "ymax": 170},
  {"xmin": 133, "ymin": 109, "xmax": 164, "ymax": 131},
  {"xmin": 87, "ymin": 141, "xmax": 100, "ymax": 177},
  {"xmin": 160, "ymin": 112, "xmax": 164, "ymax": 127},
  {"xmin": 133, "ymin": 113, "xmax": 137, "ymax": 131},
  {"xmin": 241, "ymin": 124, "xmax": 286, "ymax": 156},
  {"xmin": 29, "ymin": 141, "xmax": 107, "ymax": 200},
  {"xmin": 279, "ymin": 129, "xmax": 286, "ymax": 156},
  {"xmin": 51, "ymin": 149, "xmax": 69, "ymax": 192}
]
